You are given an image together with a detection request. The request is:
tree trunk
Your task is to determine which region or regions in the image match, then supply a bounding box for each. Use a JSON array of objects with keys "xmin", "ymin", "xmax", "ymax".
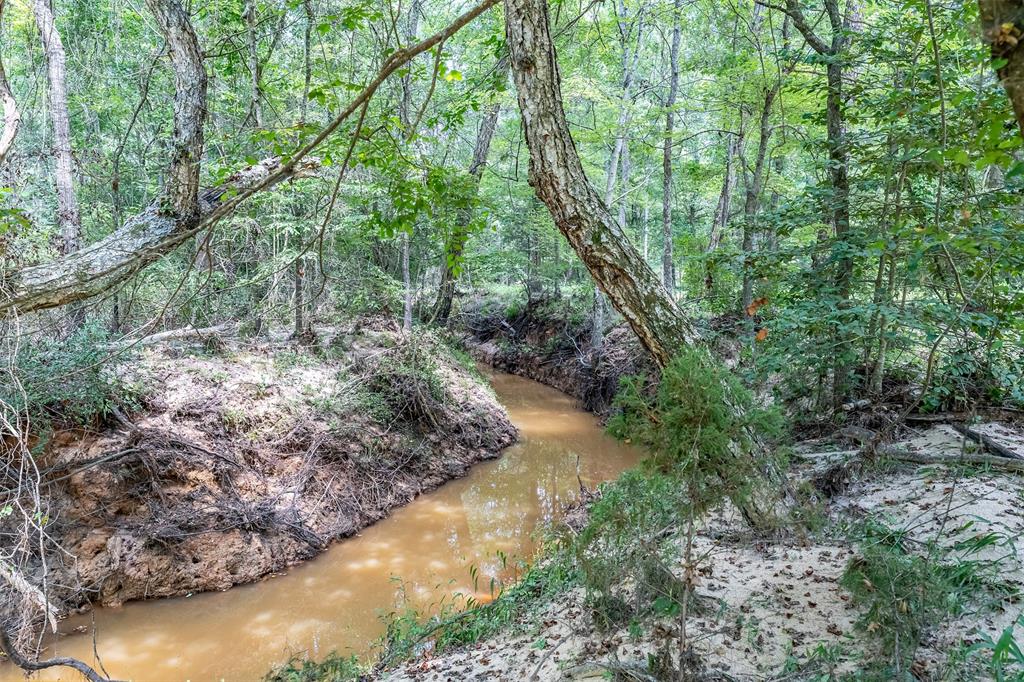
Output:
[
  {"xmin": 505, "ymin": 0, "xmax": 790, "ymax": 527},
  {"xmin": 244, "ymin": 0, "xmax": 263, "ymax": 128},
  {"xmin": 33, "ymin": 0, "xmax": 81, "ymax": 257},
  {"xmin": 740, "ymin": 84, "xmax": 779, "ymax": 313},
  {"xmin": 433, "ymin": 67, "xmax": 505, "ymax": 326},
  {"xmin": 0, "ymin": 0, "xmax": 19, "ymax": 167},
  {"xmin": 662, "ymin": 0, "xmax": 682, "ymax": 291},
  {"xmin": 979, "ymin": 0, "xmax": 1024, "ymax": 137}
]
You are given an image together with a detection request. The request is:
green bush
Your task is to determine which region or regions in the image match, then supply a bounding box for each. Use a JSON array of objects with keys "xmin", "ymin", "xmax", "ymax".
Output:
[{"xmin": 2, "ymin": 323, "xmax": 142, "ymax": 434}]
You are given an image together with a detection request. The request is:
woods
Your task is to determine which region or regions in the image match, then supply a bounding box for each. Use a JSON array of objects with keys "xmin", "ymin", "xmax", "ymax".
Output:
[{"xmin": 1, "ymin": 0, "xmax": 1024, "ymax": 679}]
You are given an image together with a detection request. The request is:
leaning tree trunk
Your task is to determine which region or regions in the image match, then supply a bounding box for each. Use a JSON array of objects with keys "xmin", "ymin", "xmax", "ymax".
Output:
[
  {"xmin": 33, "ymin": 0, "xmax": 81, "ymax": 257},
  {"xmin": 504, "ymin": 0, "xmax": 790, "ymax": 528},
  {"xmin": 980, "ymin": 0, "xmax": 1024, "ymax": 137},
  {"xmin": 504, "ymin": 0, "xmax": 697, "ymax": 367}
]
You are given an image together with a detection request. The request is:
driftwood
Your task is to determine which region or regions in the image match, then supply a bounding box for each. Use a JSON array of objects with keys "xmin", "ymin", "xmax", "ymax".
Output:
[
  {"xmin": 879, "ymin": 445, "xmax": 1024, "ymax": 473},
  {"xmin": 112, "ymin": 322, "xmax": 239, "ymax": 349},
  {"xmin": 0, "ymin": 628, "xmax": 119, "ymax": 682},
  {"xmin": 948, "ymin": 423, "xmax": 1023, "ymax": 460}
]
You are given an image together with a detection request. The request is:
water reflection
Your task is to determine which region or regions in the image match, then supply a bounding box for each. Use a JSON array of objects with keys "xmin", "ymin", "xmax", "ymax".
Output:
[{"xmin": 3, "ymin": 371, "xmax": 640, "ymax": 682}]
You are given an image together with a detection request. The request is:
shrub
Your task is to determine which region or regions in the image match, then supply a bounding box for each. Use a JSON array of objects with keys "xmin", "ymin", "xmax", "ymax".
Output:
[{"xmin": 1, "ymin": 323, "xmax": 142, "ymax": 434}]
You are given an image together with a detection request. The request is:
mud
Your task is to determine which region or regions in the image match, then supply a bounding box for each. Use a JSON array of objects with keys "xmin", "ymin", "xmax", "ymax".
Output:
[{"xmin": 33, "ymin": 319, "xmax": 516, "ymax": 613}]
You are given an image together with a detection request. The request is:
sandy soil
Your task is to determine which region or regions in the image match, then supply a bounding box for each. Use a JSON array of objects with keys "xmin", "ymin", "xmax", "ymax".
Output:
[{"xmin": 380, "ymin": 422, "xmax": 1024, "ymax": 681}]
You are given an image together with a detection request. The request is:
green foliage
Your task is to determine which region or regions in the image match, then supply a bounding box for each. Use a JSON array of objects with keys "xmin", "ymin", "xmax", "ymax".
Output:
[
  {"xmin": 263, "ymin": 653, "xmax": 362, "ymax": 682},
  {"xmin": 840, "ymin": 520, "xmax": 1016, "ymax": 677},
  {"xmin": 608, "ymin": 347, "xmax": 784, "ymax": 514},
  {"xmin": 2, "ymin": 323, "xmax": 143, "ymax": 433}
]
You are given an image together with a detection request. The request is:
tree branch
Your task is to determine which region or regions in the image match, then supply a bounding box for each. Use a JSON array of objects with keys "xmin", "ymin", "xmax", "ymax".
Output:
[{"xmin": 0, "ymin": 627, "xmax": 120, "ymax": 682}]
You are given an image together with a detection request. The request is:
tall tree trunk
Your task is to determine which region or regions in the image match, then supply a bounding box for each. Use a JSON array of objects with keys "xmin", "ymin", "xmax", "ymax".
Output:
[
  {"xmin": 292, "ymin": 0, "xmax": 315, "ymax": 338},
  {"xmin": 0, "ymin": 0, "xmax": 19, "ymax": 167},
  {"xmin": 504, "ymin": 0, "xmax": 789, "ymax": 527},
  {"xmin": 244, "ymin": 0, "xmax": 263, "ymax": 128},
  {"xmin": 399, "ymin": 0, "xmax": 422, "ymax": 334},
  {"xmin": 433, "ymin": 64, "xmax": 506, "ymax": 326},
  {"xmin": 979, "ymin": 0, "xmax": 1024, "ymax": 137},
  {"xmin": 506, "ymin": 0, "xmax": 698, "ymax": 365},
  {"xmin": 33, "ymin": 0, "xmax": 81, "ymax": 257},
  {"xmin": 740, "ymin": 83, "xmax": 779, "ymax": 313},
  {"xmin": 662, "ymin": 0, "xmax": 682, "ymax": 291},
  {"xmin": 784, "ymin": 0, "xmax": 856, "ymax": 404}
]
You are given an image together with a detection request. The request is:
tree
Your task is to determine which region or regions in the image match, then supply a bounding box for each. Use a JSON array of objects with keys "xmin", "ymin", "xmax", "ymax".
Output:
[
  {"xmin": 979, "ymin": 0, "xmax": 1024, "ymax": 137},
  {"xmin": 32, "ymin": 0, "xmax": 81, "ymax": 258},
  {"xmin": 0, "ymin": 0, "xmax": 17, "ymax": 167}
]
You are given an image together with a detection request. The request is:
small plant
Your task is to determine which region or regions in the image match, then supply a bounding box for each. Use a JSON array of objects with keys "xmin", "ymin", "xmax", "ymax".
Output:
[
  {"xmin": 3, "ymin": 322, "xmax": 143, "ymax": 434},
  {"xmin": 263, "ymin": 653, "xmax": 362, "ymax": 682},
  {"xmin": 841, "ymin": 519, "xmax": 1016, "ymax": 677}
]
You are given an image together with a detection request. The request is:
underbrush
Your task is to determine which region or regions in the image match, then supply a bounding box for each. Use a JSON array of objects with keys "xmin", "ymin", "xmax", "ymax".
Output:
[
  {"xmin": 838, "ymin": 519, "xmax": 1020, "ymax": 679},
  {"xmin": 1, "ymin": 322, "xmax": 144, "ymax": 437}
]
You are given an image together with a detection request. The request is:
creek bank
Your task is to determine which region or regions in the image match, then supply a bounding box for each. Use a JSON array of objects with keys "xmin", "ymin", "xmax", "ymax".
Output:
[
  {"xmin": 33, "ymin": 318, "xmax": 517, "ymax": 614},
  {"xmin": 379, "ymin": 422, "xmax": 1024, "ymax": 680},
  {"xmin": 457, "ymin": 295, "xmax": 655, "ymax": 416}
]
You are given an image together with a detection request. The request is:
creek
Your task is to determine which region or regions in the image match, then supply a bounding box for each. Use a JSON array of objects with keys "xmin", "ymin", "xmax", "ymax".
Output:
[{"xmin": 3, "ymin": 370, "xmax": 640, "ymax": 681}]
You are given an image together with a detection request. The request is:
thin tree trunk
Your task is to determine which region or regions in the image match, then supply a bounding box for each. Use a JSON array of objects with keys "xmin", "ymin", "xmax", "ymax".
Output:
[
  {"xmin": 0, "ymin": 0, "xmax": 19, "ymax": 166},
  {"xmin": 662, "ymin": 0, "xmax": 682, "ymax": 291},
  {"xmin": 641, "ymin": 202, "xmax": 649, "ymax": 262},
  {"xmin": 33, "ymin": 0, "xmax": 81, "ymax": 257},
  {"xmin": 293, "ymin": 0, "xmax": 315, "ymax": 338},
  {"xmin": 741, "ymin": 83, "xmax": 779, "ymax": 312},
  {"xmin": 244, "ymin": 0, "xmax": 263, "ymax": 128},
  {"xmin": 402, "ymin": 231, "xmax": 413, "ymax": 332}
]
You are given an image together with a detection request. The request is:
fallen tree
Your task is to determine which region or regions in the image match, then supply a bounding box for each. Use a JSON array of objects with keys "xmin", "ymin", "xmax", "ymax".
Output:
[{"xmin": 0, "ymin": 0, "xmax": 499, "ymax": 317}]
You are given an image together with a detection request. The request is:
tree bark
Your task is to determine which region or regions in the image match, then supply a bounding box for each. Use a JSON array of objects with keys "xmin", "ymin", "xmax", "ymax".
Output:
[
  {"xmin": 505, "ymin": 0, "xmax": 698, "ymax": 367},
  {"xmin": 662, "ymin": 0, "xmax": 682, "ymax": 291},
  {"xmin": 0, "ymin": 0, "xmax": 18, "ymax": 167},
  {"xmin": 33, "ymin": 0, "xmax": 81, "ymax": 257},
  {"xmin": 740, "ymin": 83, "xmax": 779, "ymax": 312},
  {"xmin": 505, "ymin": 0, "xmax": 791, "ymax": 528},
  {"xmin": 244, "ymin": 0, "xmax": 264, "ymax": 128},
  {"xmin": 979, "ymin": 0, "xmax": 1024, "ymax": 137},
  {"xmin": 1, "ymin": 0, "xmax": 499, "ymax": 317}
]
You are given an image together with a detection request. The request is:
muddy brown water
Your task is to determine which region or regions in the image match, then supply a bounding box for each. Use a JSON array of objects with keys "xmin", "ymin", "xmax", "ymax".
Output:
[{"xmin": 4, "ymin": 371, "xmax": 640, "ymax": 682}]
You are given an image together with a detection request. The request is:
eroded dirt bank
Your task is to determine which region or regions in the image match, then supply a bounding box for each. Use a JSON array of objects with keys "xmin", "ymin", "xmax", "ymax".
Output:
[
  {"xmin": 39, "ymin": 319, "xmax": 516, "ymax": 611},
  {"xmin": 457, "ymin": 296, "xmax": 655, "ymax": 416}
]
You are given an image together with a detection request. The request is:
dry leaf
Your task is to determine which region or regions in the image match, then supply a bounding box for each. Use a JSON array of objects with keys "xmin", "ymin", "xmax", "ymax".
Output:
[{"xmin": 755, "ymin": 328, "xmax": 768, "ymax": 342}]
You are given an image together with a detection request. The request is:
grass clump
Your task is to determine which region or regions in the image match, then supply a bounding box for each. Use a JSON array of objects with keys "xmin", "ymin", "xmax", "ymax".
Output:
[
  {"xmin": 263, "ymin": 653, "xmax": 362, "ymax": 682},
  {"xmin": 841, "ymin": 519, "xmax": 1018, "ymax": 678},
  {"xmin": 2, "ymin": 322, "xmax": 143, "ymax": 435}
]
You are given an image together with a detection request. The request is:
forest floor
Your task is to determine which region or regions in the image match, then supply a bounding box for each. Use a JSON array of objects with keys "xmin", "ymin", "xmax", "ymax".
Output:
[
  {"xmin": 379, "ymin": 421, "xmax": 1024, "ymax": 680},
  {"xmin": 34, "ymin": 317, "xmax": 516, "ymax": 616}
]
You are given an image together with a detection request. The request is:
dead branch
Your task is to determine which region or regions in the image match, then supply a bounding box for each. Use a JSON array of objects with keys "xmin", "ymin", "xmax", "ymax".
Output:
[{"xmin": 0, "ymin": 627, "xmax": 121, "ymax": 682}]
